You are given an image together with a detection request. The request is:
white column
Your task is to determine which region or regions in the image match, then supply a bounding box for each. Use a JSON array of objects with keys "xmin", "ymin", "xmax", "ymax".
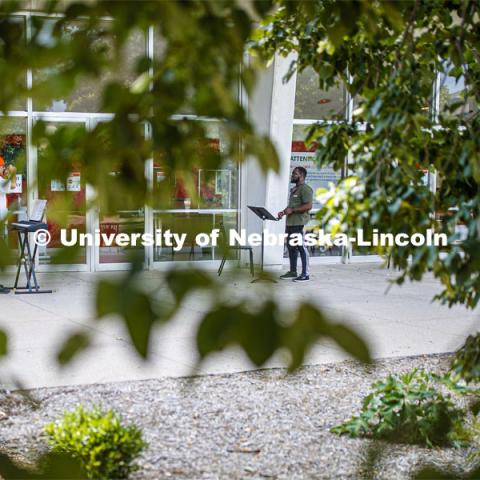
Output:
[
  {"xmin": 241, "ymin": 53, "xmax": 297, "ymax": 269},
  {"xmin": 263, "ymin": 53, "xmax": 297, "ymax": 266}
]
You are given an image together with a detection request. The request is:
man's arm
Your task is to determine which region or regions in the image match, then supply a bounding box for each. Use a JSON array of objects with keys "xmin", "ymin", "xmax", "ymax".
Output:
[
  {"xmin": 290, "ymin": 202, "xmax": 312, "ymax": 214},
  {"xmin": 278, "ymin": 202, "xmax": 312, "ymax": 218}
]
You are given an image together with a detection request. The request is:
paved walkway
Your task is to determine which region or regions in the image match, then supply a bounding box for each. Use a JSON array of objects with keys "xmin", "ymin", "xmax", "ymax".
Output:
[{"xmin": 0, "ymin": 263, "xmax": 478, "ymax": 389}]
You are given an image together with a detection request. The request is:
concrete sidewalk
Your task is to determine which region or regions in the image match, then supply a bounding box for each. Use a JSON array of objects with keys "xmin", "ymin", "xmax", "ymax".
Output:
[{"xmin": 0, "ymin": 263, "xmax": 478, "ymax": 389}]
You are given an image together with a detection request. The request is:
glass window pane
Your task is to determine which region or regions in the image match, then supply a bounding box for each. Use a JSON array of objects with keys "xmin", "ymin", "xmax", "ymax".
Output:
[
  {"xmin": 28, "ymin": 1, "xmax": 78, "ymax": 10},
  {"xmin": 1, "ymin": 16, "xmax": 27, "ymax": 111},
  {"xmin": 294, "ymin": 67, "xmax": 346, "ymax": 120},
  {"xmin": 291, "ymin": 125, "xmax": 342, "ymax": 210},
  {"xmin": 153, "ymin": 28, "xmax": 194, "ymax": 115},
  {"xmin": 439, "ymin": 63, "xmax": 478, "ymax": 118},
  {"xmin": 152, "ymin": 121, "xmax": 239, "ymax": 262},
  {"xmin": 288, "ymin": 124, "xmax": 343, "ymax": 257},
  {"xmin": 99, "ymin": 207, "xmax": 145, "ymax": 264},
  {"xmin": 153, "ymin": 28, "xmax": 239, "ymax": 117},
  {"xmin": 153, "ymin": 28, "xmax": 166, "ymax": 61},
  {"xmin": 153, "ymin": 122, "xmax": 237, "ymax": 211},
  {"xmin": 32, "ymin": 19, "xmax": 146, "ymax": 113},
  {"xmin": 153, "ymin": 211, "xmax": 238, "ymax": 263},
  {"xmin": 0, "ymin": 117, "xmax": 27, "ymax": 265}
]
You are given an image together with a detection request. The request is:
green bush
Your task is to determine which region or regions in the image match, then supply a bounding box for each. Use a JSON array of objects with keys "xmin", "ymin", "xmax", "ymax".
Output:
[
  {"xmin": 331, "ymin": 369, "xmax": 467, "ymax": 447},
  {"xmin": 44, "ymin": 405, "xmax": 146, "ymax": 479},
  {"xmin": 451, "ymin": 333, "xmax": 480, "ymax": 383}
]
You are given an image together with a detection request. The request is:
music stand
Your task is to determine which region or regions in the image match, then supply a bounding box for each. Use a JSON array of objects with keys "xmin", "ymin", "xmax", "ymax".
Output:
[{"xmin": 247, "ymin": 206, "xmax": 279, "ymax": 283}]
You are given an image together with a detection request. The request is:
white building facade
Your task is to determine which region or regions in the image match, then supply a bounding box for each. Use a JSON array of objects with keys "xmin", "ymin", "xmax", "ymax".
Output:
[{"xmin": 1, "ymin": 12, "xmax": 464, "ymax": 272}]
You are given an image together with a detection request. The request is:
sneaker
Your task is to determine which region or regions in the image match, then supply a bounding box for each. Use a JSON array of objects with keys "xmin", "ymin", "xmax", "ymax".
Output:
[
  {"xmin": 279, "ymin": 271, "xmax": 298, "ymax": 280},
  {"xmin": 293, "ymin": 274, "xmax": 310, "ymax": 282}
]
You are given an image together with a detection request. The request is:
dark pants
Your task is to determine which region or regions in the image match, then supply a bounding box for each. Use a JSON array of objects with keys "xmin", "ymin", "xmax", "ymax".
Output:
[{"xmin": 286, "ymin": 225, "xmax": 309, "ymax": 276}]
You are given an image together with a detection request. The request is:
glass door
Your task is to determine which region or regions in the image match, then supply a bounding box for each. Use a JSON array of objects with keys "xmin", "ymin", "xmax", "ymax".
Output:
[
  {"xmin": 35, "ymin": 118, "xmax": 92, "ymax": 271},
  {"xmin": 90, "ymin": 119, "xmax": 146, "ymax": 270}
]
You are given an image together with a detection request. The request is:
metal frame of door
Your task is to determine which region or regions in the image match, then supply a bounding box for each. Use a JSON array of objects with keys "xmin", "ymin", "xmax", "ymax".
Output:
[{"xmin": 30, "ymin": 115, "xmax": 148, "ymax": 272}]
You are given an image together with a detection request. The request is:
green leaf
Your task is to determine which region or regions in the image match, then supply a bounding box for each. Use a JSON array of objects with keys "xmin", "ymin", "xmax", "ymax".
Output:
[
  {"xmin": 0, "ymin": 330, "xmax": 8, "ymax": 357},
  {"xmin": 196, "ymin": 301, "xmax": 279, "ymax": 366},
  {"xmin": 329, "ymin": 324, "xmax": 371, "ymax": 363},
  {"xmin": 56, "ymin": 332, "xmax": 91, "ymax": 366},
  {"xmin": 96, "ymin": 278, "xmax": 159, "ymax": 358},
  {"xmin": 165, "ymin": 269, "xmax": 213, "ymax": 305},
  {"xmin": 0, "ymin": 452, "xmax": 83, "ymax": 479},
  {"xmin": 283, "ymin": 303, "xmax": 370, "ymax": 370}
]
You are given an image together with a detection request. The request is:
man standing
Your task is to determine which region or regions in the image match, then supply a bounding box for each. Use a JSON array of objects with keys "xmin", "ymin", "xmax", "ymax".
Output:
[{"xmin": 278, "ymin": 166, "xmax": 313, "ymax": 281}]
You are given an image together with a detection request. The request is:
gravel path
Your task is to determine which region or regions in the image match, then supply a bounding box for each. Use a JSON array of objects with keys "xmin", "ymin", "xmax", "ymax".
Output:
[{"xmin": 0, "ymin": 353, "xmax": 476, "ymax": 479}]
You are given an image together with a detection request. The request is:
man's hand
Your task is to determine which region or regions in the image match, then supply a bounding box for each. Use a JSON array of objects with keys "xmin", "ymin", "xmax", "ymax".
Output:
[{"xmin": 278, "ymin": 207, "xmax": 294, "ymax": 219}]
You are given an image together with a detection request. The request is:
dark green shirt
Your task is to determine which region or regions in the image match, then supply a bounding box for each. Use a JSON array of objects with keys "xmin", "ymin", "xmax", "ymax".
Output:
[{"xmin": 287, "ymin": 183, "xmax": 313, "ymax": 226}]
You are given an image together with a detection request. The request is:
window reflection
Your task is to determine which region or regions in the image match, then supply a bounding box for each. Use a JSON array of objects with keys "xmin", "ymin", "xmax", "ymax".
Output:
[
  {"xmin": 152, "ymin": 122, "xmax": 238, "ymax": 262},
  {"xmin": 36, "ymin": 122, "xmax": 88, "ymax": 265},
  {"xmin": 294, "ymin": 67, "xmax": 346, "ymax": 120},
  {"xmin": 33, "ymin": 19, "xmax": 145, "ymax": 113},
  {"xmin": 439, "ymin": 63, "xmax": 478, "ymax": 118},
  {"xmin": 288, "ymin": 125, "xmax": 342, "ymax": 258}
]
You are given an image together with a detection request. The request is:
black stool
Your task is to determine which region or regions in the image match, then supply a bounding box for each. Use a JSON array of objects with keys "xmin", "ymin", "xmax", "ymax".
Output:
[{"xmin": 217, "ymin": 222, "xmax": 254, "ymax": 277}]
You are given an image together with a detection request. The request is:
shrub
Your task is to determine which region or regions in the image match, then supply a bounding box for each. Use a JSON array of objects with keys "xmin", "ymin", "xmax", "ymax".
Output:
[
  {"xmin": 44, "ymin": 405, "xmax": 147, "ymax": 479},
  {"xmin": 331, "ymin": 369, "xmax": 467, "ymax": 447},
  {"xmin": 451, "ymin": 333, "xmax": 480, "ymax": 383}
]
